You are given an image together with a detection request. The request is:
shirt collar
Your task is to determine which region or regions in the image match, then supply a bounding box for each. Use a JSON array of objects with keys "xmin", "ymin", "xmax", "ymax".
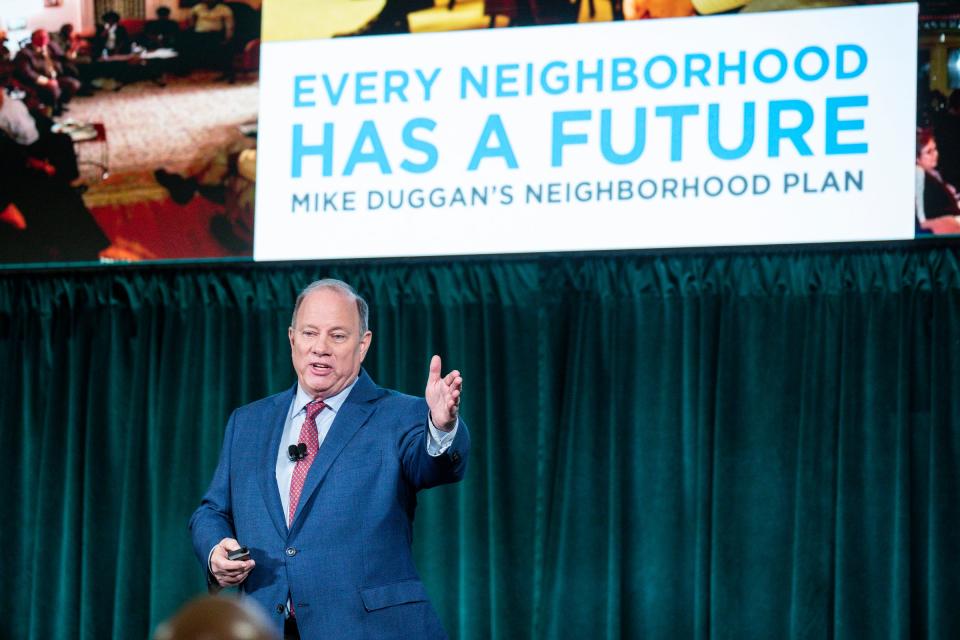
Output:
[{"xmin": 292, "ymin": 377, "xmax": 358, "ymax": 417}]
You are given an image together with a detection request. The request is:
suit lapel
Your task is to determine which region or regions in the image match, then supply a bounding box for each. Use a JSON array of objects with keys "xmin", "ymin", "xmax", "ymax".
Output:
[
  {"xmin": 257, "ymin": 385, "xmax": 296, "ymax": 539},
  {"xmin": 289, "ymin": 370, "xmax": 382, "ymax": 531}
]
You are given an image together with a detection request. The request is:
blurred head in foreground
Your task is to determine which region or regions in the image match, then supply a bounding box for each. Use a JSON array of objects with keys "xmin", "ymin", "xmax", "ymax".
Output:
[{"xmin": 153, "ymin": 595, "xmax": 278, "ymax": 640}]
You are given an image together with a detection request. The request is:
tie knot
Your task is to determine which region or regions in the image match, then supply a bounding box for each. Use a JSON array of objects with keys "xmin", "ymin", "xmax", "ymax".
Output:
[{"xmin": 305, "ymin": 399, "xmax": 325, "ymax": 421}]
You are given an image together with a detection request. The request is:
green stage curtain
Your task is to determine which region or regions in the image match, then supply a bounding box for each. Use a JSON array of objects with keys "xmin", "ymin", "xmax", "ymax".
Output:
[{"xmin": 0, "ymin": 246, "xmax": 958, "ymax": 639}]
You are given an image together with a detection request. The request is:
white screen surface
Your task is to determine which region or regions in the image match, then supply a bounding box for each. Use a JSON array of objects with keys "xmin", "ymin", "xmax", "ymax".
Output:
[{"xmin": 254, "ymin": 4, "xmax": 918, "ymax": 261}]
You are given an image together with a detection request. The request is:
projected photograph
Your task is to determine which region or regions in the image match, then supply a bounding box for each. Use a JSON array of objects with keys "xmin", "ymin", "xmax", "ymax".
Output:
[
  {"xmin": 917, "ymin": 6, "xmax": 960, "ymax": 236},
  {"xmin": 1, "ymin": 0, "xmax": 260, "ymax": 265},
  {"xmin": 1, "ymin": 0, "xmax": 957, "ymax": 267}
]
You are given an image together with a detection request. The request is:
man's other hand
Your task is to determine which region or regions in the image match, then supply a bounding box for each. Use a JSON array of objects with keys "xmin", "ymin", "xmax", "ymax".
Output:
[
  {"xmin": 425, "ymin": 355, "xmax": 461, "ymax": 431},
  {"xmin": 210, "ymin": 537, "xmax": 255, "ymax": 587}
]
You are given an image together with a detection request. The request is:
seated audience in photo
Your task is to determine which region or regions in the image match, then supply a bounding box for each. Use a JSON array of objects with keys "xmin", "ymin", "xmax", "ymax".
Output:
[
  {"xmin": 0, "ymin": 23, "xmax": 13, "ymax": 90},
  {"xmin": 0, "ymin": 88, "xmax": 80, "ymax": 185},
  {"xmin": 52, "ymin": 23, "xmax": 88, "ymax": 62},
  {"xmin": 484, "ymin": 0, "xmax": 533, "ymax": 28},
  {"xmin": 154, "ymin": 139, "xmax": 254, "ymax": 204},
  {"xmin": 0, "ymin": 20, "xmax": 11, "ymax": 62},
  {"xmin": 14, "ymin": 29, "xmax": 82, "ymax": 115},
  {"xmin": 933, "ymin": 90, "xmax": 960, "ymax": 190},
  {"xmin": 143, "ymin": 6, "xmax": 181, "ymax": 51},
  {"xmin": 95, "ymin": 11, "xmax": 167, "ymax": 87},
  {"xmin": 915, "ymin": 127, "xmax": 960, "ymax": 235},
  {"xmin": 0, "ymin": 131, "xmax": 109, "ymax": 263},
  {"xmin": 155, "ymin": 138, "xmax": 256, "ymax": 252},
  {"xmin": 483, "ymin": 0, "xmax": 584, "ymax": 28},
  {"xmin": 50, "ymin": 24, "xmax": 93, "ymax": 94},
  {"xmin": 93, "ymin": 11, "xmax": 131, "ymax": 58},
  {"xmin": 623, "ymin": 0, "xmax": 695, "ymax": 19},
  {"xmin": 339, "ymin": 0, "xmax": 433, "ymax": 35},
  {"xmin": 187, "ymin": 0, "xmax": 235, "ymax": 81}
]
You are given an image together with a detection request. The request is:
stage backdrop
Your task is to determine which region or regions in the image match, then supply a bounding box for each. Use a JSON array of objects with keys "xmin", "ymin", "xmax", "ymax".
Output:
[{"xmin": 1, "ymin": 244, "xmax": 959, "ymax": 639}]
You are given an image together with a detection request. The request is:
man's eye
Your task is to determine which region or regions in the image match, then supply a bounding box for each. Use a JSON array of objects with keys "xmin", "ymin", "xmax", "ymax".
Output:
[
  {"xmin": 332, "ymin": 334, "xmax": 346, "ymax": 341},
  {"xmin": 303, "ymin": 331, "xmax": 317, "ymax": 337}
]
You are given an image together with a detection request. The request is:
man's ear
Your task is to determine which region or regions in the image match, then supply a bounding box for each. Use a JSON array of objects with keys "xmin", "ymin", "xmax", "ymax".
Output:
[
  {"xmin": 288, "ymin": 326, "xmax": 294, "ymax": 348},
  {"xmin": 359, "ymin": 331, "xmax": 372, "ymax": 361}
]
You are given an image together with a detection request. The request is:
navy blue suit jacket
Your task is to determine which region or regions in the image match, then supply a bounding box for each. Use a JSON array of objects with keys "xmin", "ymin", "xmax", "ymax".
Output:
[{"xmin": 189, "ymin": 370, "xmax": 469, "ymax": 638}]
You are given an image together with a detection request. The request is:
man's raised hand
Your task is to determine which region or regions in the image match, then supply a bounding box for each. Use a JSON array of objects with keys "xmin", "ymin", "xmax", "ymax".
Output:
[{"xmin": 425, "ymin": 355, "xmax": 461, "ymax": 431}]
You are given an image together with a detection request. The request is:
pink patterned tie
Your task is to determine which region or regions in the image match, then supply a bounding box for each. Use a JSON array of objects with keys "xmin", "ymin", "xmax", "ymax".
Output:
[{"xmin": 288, "ymin": 399, "xmax": 325, "ymax": 526}]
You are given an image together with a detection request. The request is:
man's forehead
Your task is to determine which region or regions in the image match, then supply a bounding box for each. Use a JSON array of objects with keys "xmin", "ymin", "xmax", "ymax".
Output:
[{"xmin": 296, "ymin": 288, "xmax": 359, "ymax": 322}]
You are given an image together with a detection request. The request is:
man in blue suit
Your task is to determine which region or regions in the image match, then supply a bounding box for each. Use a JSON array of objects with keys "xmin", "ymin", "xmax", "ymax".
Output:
[{"xmin": 189, "ymin": 279, "xmax": 469, "ymax": 639}]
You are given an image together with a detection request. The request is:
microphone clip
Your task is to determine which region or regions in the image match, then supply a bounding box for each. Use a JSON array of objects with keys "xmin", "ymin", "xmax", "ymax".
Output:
[{"xmin": 288, "ymin": 442, "xmax": 308, "ymax": 462}]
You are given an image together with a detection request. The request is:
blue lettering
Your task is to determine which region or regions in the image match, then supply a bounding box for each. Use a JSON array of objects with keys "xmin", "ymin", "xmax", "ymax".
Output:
[
  {"xmin": 600, "ymin": 108, "xmax": 646, "ymax": 164},
  {"xmin": 768, "ymin": 100, "xmax": 814, "ymax": 157},
  {"xmin": 684, "ymin": 54, "xmax": 711, "ymax": 87},
  {"xmin": 383, "ymin": 70, "xmax": 409, "ymax": 103},
  {"xmin": 611, "ymin": 58, "xmax": 638, "ymax": 91},
  {"xmin": 416, "ymin": 68, "xmax": 441, "ymax": 101},
  {"xmin": 322, "ymin": 73, "xmax": 348, "ymax": 106},
  {"xmin": 354, "ymin": 71, "xmax": 377, "ymax": 105},
  {"xmin": 291, "ymin": 123, "xmax": 333, "ymax": 177},
  {"xmin": 551, "ymin": 110, "xmax": 591, "ymax": 167},
  {"xmin": 496, "ymin": 64, "xmax": 520, "ymax": 97},
  {"xmin": 708, "ymin": 102, "xmax": 755, "ymax": 160},
  {"xmin": 344, "ymin": 121, "xmax": 391, "ymax": 176},
  {"xmin": 644, "ymin": 55, "xmax": 677, "ymax": 90},
  {"xmin": 718, "ymin": 51, "xmax": 746, "ymax": 86},
  {"xmin": 795, "ymin": 46, "xmax": 829, "ymax": 82},
  {"xmin": 577, "ymin": 59, "xmax": 604, "ymax": 93},
  {"xmin": 837, "ymin": 44, "xmax": 867, "ymax": 79},
  {"xmin": 754, "ymin": 49, "xmax": 787, "ymax": 84},
  {"xmin": 542, "ymin": 61, "xmax": 569, "ymax": 95},
  {"xmin": 825, "ymin": 95, "xmax": 868, "ymax": 154},
  {"xmin": 655, "ymin": 105, "xmax": 699, "ymax": 162},
  {"xmin": 400, "ymin": 118, "xmax": 438, "ymax": 173},
  {"xmin": 294, "ymin": 75, "xmax": 316, "ymax": 107},
  {"xmin": 468, "ymin": 115, "xmax": 518, "ymax": 170},
  {"xmin": 461, "ymin": 66, "xmax": 487, "ymax": 99}
]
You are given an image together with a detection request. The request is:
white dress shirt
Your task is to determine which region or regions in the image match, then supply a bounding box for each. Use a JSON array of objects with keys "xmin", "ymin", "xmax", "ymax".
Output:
[{"xmin": 0, "ymin": 95, "xmax": 39, "ymax": 146}]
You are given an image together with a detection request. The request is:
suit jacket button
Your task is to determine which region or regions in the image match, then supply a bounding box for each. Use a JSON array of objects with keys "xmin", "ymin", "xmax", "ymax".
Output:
[
  {"xmin": 451, "ymin": 452, "xmax": 460, "ymax": 463},
  {"xmin": 286, "ymin": 547, "xmax": 297, "ymax": 556},
  {"xmin": 276, "ymin": 604, "xmax": 285, "ymax": 614}
]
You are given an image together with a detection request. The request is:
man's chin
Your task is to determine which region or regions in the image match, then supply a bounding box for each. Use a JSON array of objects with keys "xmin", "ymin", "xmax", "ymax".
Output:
[{"xmin": 303, "ymin": 374, "xmax": 338, "ymax": 397}]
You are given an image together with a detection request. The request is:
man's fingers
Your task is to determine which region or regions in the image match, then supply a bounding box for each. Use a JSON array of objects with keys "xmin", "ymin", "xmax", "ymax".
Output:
[
  {"xmin": 428, "ymin": 355, "xmax": 442, "ymax": 383},
  {"xmin": 215, "ymin": 560, "xmax": 255, "ymax": 585},
  {"xmin": 217, "ymin": 558, "xmax": 254, "ymax": 572},
  {"xmin": 220, "ymin": 572, "xmax": 248, "ymax": 586},
  {"xmin": 212, "ymin": 538, "xmax": 254, "ymax": 576},
  {"xmin": 218, "ymin": 538, "xmax": 240, "ymax": 553},
  {"xmin": 427, "ymin": 356, "xmax": 464, "ymax": 427},
  {"xmin": 221, "ymin": 565, "xmax": 254, "ymax": 579}
]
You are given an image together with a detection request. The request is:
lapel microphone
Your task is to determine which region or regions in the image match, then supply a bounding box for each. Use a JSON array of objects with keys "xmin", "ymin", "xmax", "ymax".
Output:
[{"xmin": 288, "ymin": 443, "xmax": 308, "ymax": 462}]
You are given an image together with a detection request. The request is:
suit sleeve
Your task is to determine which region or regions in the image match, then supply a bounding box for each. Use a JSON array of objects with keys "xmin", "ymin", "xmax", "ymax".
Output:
[
  {"xmin": 14, "ymin": 52, "xmax": 40, "ymax": 83},
  {"xmin": 188, "ymin": 410, "xmax": 239, "ymax": 573},
  {"xmin": 397, "ymin": 401, "xmax": 470, "ymax": 491}
]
